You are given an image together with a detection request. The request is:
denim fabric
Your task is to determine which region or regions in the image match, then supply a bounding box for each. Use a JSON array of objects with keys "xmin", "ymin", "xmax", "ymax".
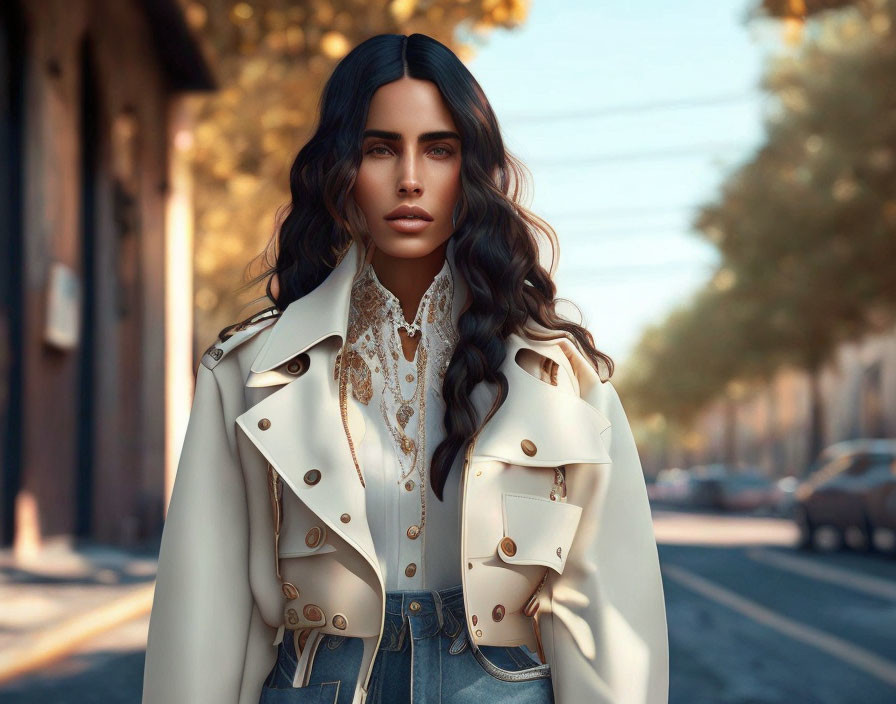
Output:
[{"xmin": 259, "ymin": 583, "xmax": 554, "ymax": 704}]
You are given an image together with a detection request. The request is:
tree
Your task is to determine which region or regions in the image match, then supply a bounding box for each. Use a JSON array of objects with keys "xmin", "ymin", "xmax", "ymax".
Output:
[{"xmin": 621, "ymin": 0, "xmax": 896, "ymax": 463}]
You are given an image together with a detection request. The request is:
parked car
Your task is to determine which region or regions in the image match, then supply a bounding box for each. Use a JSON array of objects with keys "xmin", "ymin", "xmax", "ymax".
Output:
[
  {"xmin": 715, "ymin": 470, "xmax": 780, "ymax": 512},
  {"xmin": 687, "ymin": 465, "xmax": 727, "ymax": 509},
  {"xmin": 687, "ymin": 465, "xmax": 779, "ymax": 512},
  {"xmin": 651, "ymin": 467, "xmax": 693, "ymax": 504},
  {"xmin": 771, "ymin": 475, "xmax": 800, "ymax": 517},
  {"xmin": 793, "ymin": 439, "xmax": 896, "ymax": 554}
]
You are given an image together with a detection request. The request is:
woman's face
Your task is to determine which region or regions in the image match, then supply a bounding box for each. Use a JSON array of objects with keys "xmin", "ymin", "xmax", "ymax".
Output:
[{"xmin": 352, "ymin": 77, "xmax": 462, "ymax": 260}]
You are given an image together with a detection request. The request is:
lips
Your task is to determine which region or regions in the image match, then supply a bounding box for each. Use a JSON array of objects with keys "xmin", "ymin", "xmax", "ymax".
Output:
[{"xmin": 384, "ymin": 204, "xmax": 434, "ymax": 221}]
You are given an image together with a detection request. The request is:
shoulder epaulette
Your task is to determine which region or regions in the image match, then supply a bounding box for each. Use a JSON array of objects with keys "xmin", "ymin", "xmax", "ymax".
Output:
[{"xmin": 201, "ymin": 313, "xmax": 279, "ymax": 370}]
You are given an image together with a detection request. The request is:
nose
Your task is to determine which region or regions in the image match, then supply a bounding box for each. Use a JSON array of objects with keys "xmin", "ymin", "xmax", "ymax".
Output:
[
  {"xmin": 397, "ymin": 154, "xmax": 422, "ymax": 197},
  {"xmin": 398, "ymin": 179, "xmax": 422, "ymax": 196}
]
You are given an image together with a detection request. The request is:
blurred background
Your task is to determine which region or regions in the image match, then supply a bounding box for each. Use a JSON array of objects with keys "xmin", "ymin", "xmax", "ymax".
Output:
[{"xmin": 1, "ymin": 0, "xmax": 895, "ymax": 702}]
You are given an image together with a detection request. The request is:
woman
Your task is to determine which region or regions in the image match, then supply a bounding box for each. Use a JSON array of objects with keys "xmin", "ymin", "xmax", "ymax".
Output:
[{"xmin": 142, "ymin": 33, "xmax": 668, "ymax": 704}]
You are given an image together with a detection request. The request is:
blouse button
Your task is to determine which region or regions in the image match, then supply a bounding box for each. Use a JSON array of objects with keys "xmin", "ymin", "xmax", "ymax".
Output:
[
  {"xmin": 404, "ymin": 480, "xmax": 415, "ymax": 491},
  {"xmin": 407, "ymin": 525, "xmax": 421, "ymax": 539},
  {"xmin": 405, "ymin": 563, "xmax": 417, "ymax": 577}
]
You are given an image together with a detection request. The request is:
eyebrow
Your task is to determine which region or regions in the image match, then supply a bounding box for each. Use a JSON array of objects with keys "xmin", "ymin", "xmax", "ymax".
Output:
[{"xmin": 362, "ymin": 129, "xmax": 461, "ymax": 143}]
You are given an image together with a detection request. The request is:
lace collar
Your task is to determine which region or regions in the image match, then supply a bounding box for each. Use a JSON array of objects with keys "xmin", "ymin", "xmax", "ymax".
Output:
[{"xmin": 344, "ymin": 255, "xmax": 458, "ymax": 406}]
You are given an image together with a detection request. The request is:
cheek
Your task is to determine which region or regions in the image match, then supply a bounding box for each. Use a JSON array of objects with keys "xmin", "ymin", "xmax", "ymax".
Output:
[
  {"xmin": 441, "ymin": 165, "xmax": 462, "ymax": 203},
  {"xmin": 352, "ymin": 166, "xmax": 381, "ymax": 211}
]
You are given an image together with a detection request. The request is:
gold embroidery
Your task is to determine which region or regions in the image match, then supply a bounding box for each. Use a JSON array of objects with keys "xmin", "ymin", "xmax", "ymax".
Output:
[{"xmin": 342, "ymin": 258, "xmax": 459, "ymax": 537}]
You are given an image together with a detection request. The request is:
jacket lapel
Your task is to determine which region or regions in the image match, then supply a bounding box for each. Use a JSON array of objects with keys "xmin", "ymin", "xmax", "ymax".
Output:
[
  {"xmin": 234, "ymin": 236, "xmax": 613, "ymax": 579},
  {"xmin": 236, "ymin": 341, "xmax": 376, "ymax": 560},
  {"xmin": 472, "ymin": 333, "xmax": 613, "ymax": 467}
]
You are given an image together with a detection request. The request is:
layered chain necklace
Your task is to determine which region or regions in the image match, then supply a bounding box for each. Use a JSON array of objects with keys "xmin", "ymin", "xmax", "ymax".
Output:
[{"xmin": 335, "ymin": 257, "xmax": 458, "ymax": 535}]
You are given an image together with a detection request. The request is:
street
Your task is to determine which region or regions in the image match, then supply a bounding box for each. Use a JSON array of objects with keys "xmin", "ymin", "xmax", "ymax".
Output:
[
  {"xmin": 657, "ymin": 508, "xmax": 896, "ymax": 704},
  {"xmin": 1, "ymin": 509, "xmax": 895, "ymax": 703}
]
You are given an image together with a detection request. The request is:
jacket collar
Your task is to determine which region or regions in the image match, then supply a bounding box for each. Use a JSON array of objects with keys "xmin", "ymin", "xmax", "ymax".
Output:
[{"xmin": 249, "ymin": 236, "xmax": 470, "ymax": 374}]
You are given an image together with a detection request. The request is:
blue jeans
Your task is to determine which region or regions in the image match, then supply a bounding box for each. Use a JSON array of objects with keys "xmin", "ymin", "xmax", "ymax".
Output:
[{"xmin": 259, "ymin": 582, "xmax": 554, "ymax": 703}]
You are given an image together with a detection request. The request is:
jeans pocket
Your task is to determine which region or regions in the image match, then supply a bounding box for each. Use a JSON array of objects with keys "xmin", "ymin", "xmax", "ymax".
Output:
[
  {"xmin": 469, "ymin": 637, "xmax": 552, "ymax": 683},
  {"xmin": 325, "ymin": 635, "xmax": 346, "ymax": 650},
  {"xmin": 259, "ymin": 681, "xmax": 340, "ymax": 703}
]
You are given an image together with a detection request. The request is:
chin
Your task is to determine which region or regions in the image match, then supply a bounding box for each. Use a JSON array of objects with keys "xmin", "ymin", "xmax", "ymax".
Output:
[{"xmin": 368, "ymin": 231, "xmax": 450, "ymax": 260}]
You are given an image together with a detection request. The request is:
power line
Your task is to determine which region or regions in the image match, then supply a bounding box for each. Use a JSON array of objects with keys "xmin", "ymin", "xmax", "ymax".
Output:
[
  {"xmin": 566, "ymin": 261, "xmax": 716, "ymax": 274},
  {"xmin": 502, "ymin": 91, "xmax": 761, "ymax": 125},
  {"xmin": 560, "ymin": 224, "xmax": 703, "ymax": 237},
  {"xmin": 560, "ymin": 269, "xmax": 715, "ymax": 283},
  {"xmin": 545, "ymin": 204, "xmax": 697, "ymax": 219},
  {"xmin": 529, "ymin": 140, "xmax": 750, "ymax": 168}
]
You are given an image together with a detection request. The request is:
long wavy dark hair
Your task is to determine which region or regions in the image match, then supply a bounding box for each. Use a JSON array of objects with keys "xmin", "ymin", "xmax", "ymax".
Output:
[{"xmin": 222, "ymin": 33, "xmax": 614, "ymax": 500}]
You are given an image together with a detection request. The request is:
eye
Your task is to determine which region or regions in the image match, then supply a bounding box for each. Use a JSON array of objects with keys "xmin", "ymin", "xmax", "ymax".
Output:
[
  {"xmin": 430, "ymin": 145, "xmax": 454, "ymax": 157},
  {"xmin": 367, "ymin": 144, "xmax": 392, "ymax": 156}
]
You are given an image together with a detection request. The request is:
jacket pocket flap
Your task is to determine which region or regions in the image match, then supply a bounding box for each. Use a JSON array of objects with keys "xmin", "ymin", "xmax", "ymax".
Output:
[
  {"xmin": 278, "ymin": 523, "xmax": 336, "ymax": 558},
  {"xmin": 473, "ymin": 355, "xmax": 612, "ymax": 468},
  {"xmin": 279, "ymin": 491, "xmax": 336, "ymax": 557},
  {"xmin": 498, "ymin": 493, "xmax": 583, "ymax": 574}
]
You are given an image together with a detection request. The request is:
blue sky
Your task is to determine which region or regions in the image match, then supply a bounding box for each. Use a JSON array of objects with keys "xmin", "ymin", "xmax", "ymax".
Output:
[{"xmin": 465, "ymin": 0, "xmax": 778, "ymax": 373}]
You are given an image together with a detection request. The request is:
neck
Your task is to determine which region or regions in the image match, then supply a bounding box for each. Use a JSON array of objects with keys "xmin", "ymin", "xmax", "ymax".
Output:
[{"xmin": 369, "ymin": 241, "xmax": 449, "ymax": 326}]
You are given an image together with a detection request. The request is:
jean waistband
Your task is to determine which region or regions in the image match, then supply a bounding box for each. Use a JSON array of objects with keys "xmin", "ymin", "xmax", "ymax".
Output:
[
  {"xmin": 384, "ymin": 582, "xmax": 464, "ymax": 617},
  {"xmin": 376, "ymin": 583, "xmax": 465, "ymax": 650}
]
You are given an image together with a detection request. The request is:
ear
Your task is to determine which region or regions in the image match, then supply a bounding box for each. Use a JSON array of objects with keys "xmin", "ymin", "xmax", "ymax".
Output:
[{"xmin": 270, "ymin": 271, "xmax": 281, "ymax": 300}]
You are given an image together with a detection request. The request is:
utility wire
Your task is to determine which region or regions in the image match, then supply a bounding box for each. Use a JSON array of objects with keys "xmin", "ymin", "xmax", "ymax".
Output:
[
  {"xmin": 501, "ymin": 91, "xmax": 761, "ymax": 124},
  {"xmin": 529, "ymin": 140, "xmax": 750, "ymax": 167}
]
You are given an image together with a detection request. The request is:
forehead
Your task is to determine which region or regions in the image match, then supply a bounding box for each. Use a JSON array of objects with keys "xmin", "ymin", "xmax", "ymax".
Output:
[{"xmin": 364, "ymin": 77, "xmax": 457, "ymax": 132}]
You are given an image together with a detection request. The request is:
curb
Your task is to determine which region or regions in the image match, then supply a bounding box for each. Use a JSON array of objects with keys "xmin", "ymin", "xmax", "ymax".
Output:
[{"xmin": 0, "ymin": 583, "xmax": 155, "ymax": 685}]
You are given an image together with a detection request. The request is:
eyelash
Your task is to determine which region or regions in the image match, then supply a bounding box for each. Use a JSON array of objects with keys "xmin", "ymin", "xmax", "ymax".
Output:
[{"xmin": 366, "ymin": 145, "xmax": 454, "ymax": 157}]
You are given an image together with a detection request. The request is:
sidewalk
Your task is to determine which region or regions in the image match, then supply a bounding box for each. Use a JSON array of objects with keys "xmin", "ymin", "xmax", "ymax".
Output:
[{"xmin": 0, "ymin": 536, "xmax": 159, "ymax": 684}]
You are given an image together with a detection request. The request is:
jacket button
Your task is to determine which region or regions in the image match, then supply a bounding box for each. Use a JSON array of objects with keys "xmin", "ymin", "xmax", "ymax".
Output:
[
  {"xmin": 405, "ymin": 563, "xmax": 417, "ymax": 577},
  {"xmin": 499, "ymin": 537, "xmax": 517, "ymax": 557},
  {"xmin": 286, "ymin": 360, "xmax": 302, "ymax": 374},
  {"xmin": 286, "ymin": 608, "xmax": 299, "ymax": 625},
  {"xmin": 520, "ymin": 438, "xmax": 537, "ymax": 456},
  {"xmin": 305, "ymin": 526, "xmax": 323, "ymax": 548},
  {"xmin": 492, "ymin": 604, "xmax": 505, "ymax": 621},
  {"xmin": 303, "ymin": 469, "xmax": 321, "ymax": 485},
  {"xmin": 303, "ymin": 604, "xmax": 323, "ymax": 621},
  {"xmin": 475, "ymin": 629, "xmax": 483, "ymax": 638},
  {"xmin": 406, "ymin": 525, "xmax": 420, "ymax": 539},
  {"xmin": 282, "ymin": 582, "xmax": 299, "ymax": 600},
  {"xmin": 404, "ymin": 480, "xmax": 415, "ymax": 491},
  {"xmin": 332, "ymin": 614, "xmax": 347, "ymax": 630},
  {"xmin": 258, "ymin": 418, "xmax": 271, "ymax": 431},
  {"xmin": 340, "ymin": 513, "xmax": 351, "ymax": 523}
]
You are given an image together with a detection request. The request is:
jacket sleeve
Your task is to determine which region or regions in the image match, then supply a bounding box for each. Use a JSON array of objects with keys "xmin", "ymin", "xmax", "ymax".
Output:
[
  {"xmin": 542, "ymin": 378, "xmax": 669, "ymax": 704},
  {"xmin": 142, "ymin": 362, "xmax": 254, "ymax": 704}
]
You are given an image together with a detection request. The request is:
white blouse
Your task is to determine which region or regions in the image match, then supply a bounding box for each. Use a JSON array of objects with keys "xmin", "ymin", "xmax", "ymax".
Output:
[{"xmin": 342, "ymin": 243, "xmax": 465, "ymax": 591}]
